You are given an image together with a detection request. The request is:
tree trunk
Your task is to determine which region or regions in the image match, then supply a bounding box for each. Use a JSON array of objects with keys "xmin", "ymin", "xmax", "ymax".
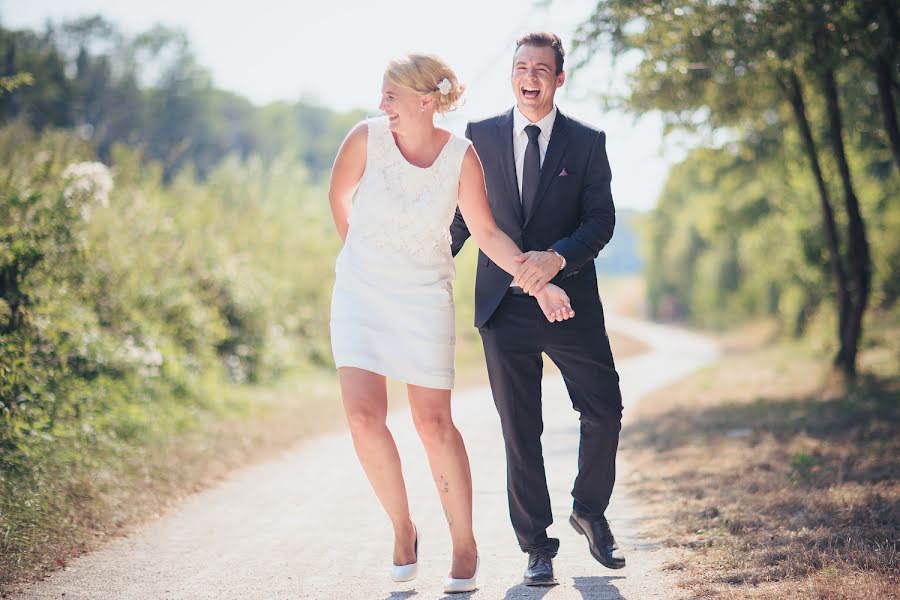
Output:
[
  {"xmin": 777, "ymin": 71, "xmax": 853, "ymax": 376},
  {"xmin": 821, "ymin": 65, "xmax": 872, "ymax": 380},
  {"xmin": 874, "ymin": 56, "xmax": 900, "ymax": 172},
  {"xmin": 865, "ymin": 0, "xmax": 900, "ymax": 171}
]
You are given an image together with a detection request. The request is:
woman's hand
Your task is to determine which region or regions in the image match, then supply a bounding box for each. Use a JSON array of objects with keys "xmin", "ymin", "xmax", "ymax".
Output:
[{"xmin": 534, "ymin": 283, "xmax": 575, "ymax": 322}]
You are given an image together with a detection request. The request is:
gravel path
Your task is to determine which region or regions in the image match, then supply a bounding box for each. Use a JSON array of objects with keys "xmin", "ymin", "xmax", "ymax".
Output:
[{"xmin": 10, "ymin": 315, "xmax": 718, "ymax": 600}]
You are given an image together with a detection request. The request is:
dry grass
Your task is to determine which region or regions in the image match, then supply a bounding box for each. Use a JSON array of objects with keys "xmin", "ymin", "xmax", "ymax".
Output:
[
  {"xmin": 715, "ymin": 318, "xmax": 782, "ymax": 354},
  {"xmin": 609, "ymin": 330, "xmax": 652, "ymax": 359},
  {"xmin": 622, "ymin": 322, "xmax": 900, "ymax": 599},
  {"xmin": 599, "ymin": 275, "xmax": 648, "ymax": 318}
]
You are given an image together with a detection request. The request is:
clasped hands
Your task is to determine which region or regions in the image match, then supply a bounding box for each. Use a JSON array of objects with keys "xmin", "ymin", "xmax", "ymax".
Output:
[{"xmin": 513, "ymin": 250, "xmax": 574, "ymax": 323}]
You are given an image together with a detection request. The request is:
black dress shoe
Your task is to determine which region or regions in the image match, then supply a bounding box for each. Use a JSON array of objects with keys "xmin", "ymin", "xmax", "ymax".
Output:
[
  {"xmin": 523, "ymin": 549, "xmax": 558, "ymax": 586},
  {"xmin": 569, "ymin": 511, "xmax": 626, "ymax": 569}
]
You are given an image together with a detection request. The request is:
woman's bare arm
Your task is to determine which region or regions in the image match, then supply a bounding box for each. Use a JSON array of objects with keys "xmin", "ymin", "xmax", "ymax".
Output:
[
  {"xmin": 457, "ymin": 146, "xmax": 574, "ymax": 321},
  {"xmin": 328, "ymin": 122, "xmax": 368, "ymax": 242},
  {"xmin": 456, "ymin": 146, "xmax": 527, "ymax": 276}
]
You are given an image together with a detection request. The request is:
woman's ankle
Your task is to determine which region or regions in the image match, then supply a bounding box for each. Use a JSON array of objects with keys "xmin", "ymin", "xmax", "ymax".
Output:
[
  {"xmin": 451, "ymin": 538, "xmax": 478, "ymax": 557},
  {"xmin": 392, "ymin": 516, "xmax": 416, "ymax": 539}
]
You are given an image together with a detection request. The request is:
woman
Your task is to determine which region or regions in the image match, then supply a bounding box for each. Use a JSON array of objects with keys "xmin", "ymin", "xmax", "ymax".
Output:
[{"xmin": 328, "ymin": 53, "xmax": 574, "ymax": 593}]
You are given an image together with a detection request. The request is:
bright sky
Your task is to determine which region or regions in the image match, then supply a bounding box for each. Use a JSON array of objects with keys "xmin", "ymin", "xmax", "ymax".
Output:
[{"xmin": 1, "ymin": 0, "xmax": 688, "ymax": 211}]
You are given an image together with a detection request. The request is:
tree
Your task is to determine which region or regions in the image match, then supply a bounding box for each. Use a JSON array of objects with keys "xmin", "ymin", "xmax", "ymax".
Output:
[
  {"xmin": 0, "ymin": 17, "xmax": 365, "ymax": 183},
  {"xmin": 840, "ymin": 1, "xmax": 900, "ymax": 173},
  {"xmin": 573, "ymin": 0, "xmax": 883, "ymax": 378}
]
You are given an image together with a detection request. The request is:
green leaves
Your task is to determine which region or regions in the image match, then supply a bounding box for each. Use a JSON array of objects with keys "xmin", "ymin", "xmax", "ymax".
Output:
[
  {"xmin": 0, "ymin": 72, "xmax": 34, "ymax": 94},
  {"xmin": 0, "ymin": 123, "xmax": 343, "ymax": 473},
  {"xmin": 577, "ymin": 0, "xmax": 898, "ymax": 367}
]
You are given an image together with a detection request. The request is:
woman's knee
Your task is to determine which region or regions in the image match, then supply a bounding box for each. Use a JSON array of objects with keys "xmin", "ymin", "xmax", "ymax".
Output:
[
  {"xmin": 344, "ymin": 405, "xmax": 386, "ymax": 436},
  {"xmin": 412, "ymin": 412, "xmax": 455, "ymax": 444}
]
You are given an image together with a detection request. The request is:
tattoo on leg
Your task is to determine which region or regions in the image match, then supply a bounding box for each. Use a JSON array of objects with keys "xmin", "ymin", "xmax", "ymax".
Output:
[
  {"xmin": 440, "ymin": 475, "xmax": 449, "ymax": 494},
  {"xmin": 444, "ymin": 506, "xmax": 453, "ymax": 527}
]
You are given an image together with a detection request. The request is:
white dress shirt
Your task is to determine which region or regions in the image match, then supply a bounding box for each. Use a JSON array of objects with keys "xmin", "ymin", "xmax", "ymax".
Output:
[
  {"xmin": 513, "ymin": 105, "xmax": 558, "ymax": 197},
  {"xmin": 509, "ymin": 105, "xmax": 565, "ymax": 285}
]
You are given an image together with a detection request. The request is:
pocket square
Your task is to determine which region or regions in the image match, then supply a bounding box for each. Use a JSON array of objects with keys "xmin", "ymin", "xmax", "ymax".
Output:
[{"xmin": 559, "ymin": 168, "xmax": 569, "ymax": 176}]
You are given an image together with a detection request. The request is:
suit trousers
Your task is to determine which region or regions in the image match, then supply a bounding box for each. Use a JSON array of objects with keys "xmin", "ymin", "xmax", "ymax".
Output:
[{"xmin": 479, "ymin": 291, "xmax": 623, "ymax": 555}]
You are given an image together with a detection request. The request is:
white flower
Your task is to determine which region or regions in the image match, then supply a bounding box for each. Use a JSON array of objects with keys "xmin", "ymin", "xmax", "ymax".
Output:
[
  {"xmin": 436, "ymin": 78, "xmax": 452, "ymax": 95},
  {"xmin": 224, "ymin": 354, "xmax": 248, "ymax": 383},
  {"xmin": 120, "ymin": 335, "xmax": 164, "ymax": 378},
  {"xmin": 61, "ymin": 161, "xmax": 113, "ymax": 221}
]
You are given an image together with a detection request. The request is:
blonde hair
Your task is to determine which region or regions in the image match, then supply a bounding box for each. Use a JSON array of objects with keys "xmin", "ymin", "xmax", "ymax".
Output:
[{"xmin": 385, "ymin": 53, "xmax": 465, "ymax": 114}]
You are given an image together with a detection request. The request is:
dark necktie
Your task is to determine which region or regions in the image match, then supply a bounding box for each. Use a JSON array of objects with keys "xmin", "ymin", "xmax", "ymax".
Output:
[{"xmin": 522, "ymin": 124, "xmax": 541, "ymax": 219}]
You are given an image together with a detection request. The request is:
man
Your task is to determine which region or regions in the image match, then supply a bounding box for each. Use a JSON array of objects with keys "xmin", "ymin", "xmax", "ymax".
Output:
[{"xmin": 450, "ymin": 31, "xmax": 625, "ymax": 586}]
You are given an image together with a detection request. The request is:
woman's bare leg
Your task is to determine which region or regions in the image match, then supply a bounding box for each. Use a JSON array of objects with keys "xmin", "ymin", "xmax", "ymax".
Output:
[
  {"xmin": 407, "ymin": 383, "xmax": 478, "ymax": 578},
  {"xmin": 339, "ymin": 367, "xmax": 416, "ymax": 566}
]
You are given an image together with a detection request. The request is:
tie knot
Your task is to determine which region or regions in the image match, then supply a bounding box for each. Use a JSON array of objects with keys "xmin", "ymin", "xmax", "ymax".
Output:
[{"xmin": 525, "ymin": 124, "xmax": 541, "ymax": 141}]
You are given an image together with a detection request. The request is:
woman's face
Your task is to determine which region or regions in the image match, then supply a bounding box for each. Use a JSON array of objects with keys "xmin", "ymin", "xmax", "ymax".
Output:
[{"xmin": 379, "ymin": 75, "xmax": 430, "ymax": 131}]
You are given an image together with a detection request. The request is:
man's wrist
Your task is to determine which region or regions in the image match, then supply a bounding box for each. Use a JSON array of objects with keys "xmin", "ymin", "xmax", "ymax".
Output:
[{"xmin": 547, "ymin": 249, "xmax": 566, "ymax": 271}]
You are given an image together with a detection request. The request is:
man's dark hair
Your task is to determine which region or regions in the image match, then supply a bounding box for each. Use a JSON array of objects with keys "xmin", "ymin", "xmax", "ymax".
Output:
[{"xmin": 514, "ymin": 32, "xmax": 565, "ymax": 75}]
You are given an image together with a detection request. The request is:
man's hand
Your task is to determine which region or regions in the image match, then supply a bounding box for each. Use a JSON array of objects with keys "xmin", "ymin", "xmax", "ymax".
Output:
[
  {"xmin": 513, "ymin": 250, "xmax": 564, "ymax": 295},
  {"xmin": 534, "ymin": 283, "xmax": 575, "ymax": 322}
]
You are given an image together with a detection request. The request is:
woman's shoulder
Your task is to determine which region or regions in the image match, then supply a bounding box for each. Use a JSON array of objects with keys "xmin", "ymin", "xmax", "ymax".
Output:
[
  {"xmin": 441, "ymin": 128, "xmax": 472, "ymax": 156},
  {"xmin": 353, "ymin": 115, "xmax": 389, "ymax": 134},
  {"xmin": 443, "ymin": 130, "xmax": 476, "ymax": 176},
  {"xmin": 348, "ymin": 115, "xmax": 390, "ymax": 137},
  {"xmin": 446, "ymin": 127, "xmax": 471, "ymax": 144},
  {"xmin": 343, "ymin": 116, "xmax": 390, "ymax": 151},
  {"xmin": 364, "ymin": 115, "xmax": 390, "ymax": 132}
]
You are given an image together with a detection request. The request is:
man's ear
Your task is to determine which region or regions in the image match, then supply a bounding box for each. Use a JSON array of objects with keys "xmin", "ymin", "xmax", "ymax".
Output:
[{"xmin": 556, "ymin": 71, "xmax": 566, "ymax": 89}]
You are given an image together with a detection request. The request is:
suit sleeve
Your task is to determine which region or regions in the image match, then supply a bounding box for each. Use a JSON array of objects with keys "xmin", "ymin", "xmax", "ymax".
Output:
[
  {"xmin": 449, "ymin": 123, "xmax": 474, "ymax": 257},
  {"xmin": 550, "ymin": 130, "xmax": 615, "ymax": 280}
]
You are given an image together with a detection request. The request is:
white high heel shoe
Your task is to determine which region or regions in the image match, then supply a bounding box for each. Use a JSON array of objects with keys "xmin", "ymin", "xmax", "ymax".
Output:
[
  {"xmin": 390, "ymin": 526, "xmax": 419, "ymax": 582},
  {"xmin": 444, "ymin": 554, "xmax": 479, "ymax": 594}
]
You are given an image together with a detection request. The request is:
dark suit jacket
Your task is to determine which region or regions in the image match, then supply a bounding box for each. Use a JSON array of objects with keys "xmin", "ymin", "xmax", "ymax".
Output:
[{"xmin": 450, "ymin": 107, "xmax": 615, "ymax": 328}]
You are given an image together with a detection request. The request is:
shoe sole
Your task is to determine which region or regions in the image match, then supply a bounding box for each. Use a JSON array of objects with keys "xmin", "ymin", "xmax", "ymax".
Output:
[
  {"xmin": 390, "ymin": 566, "xmax": 417, "ymax": 583},
  {"xmin": 443, "ymin": 585, "xmax": 478, "ymax": 593},
  {"xmin": 569, "ymin": 515, "xmax": 626, "ymax": 570},
  {"xmin": 524, "ymin": 579, "xmax": 559, "ymax": 587}
]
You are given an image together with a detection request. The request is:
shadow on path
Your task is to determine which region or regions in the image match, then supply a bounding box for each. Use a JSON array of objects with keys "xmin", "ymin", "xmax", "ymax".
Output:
[
  {"xmin": 573, "ymin": 575, "xmax": 627, "ymax": 599},
  {"xmin": 502, "ymin": 583, "xmax": 556, "ymax": 600},
  {"xmin": 384, "ymin": 590, "xmax": 418, "ymax": 600},
  {"xmin": 500, "ymin": 576, "xmax": 627, "ymax": 600},
  {"xmin": 439, "ymin": 592, "xmax": 476, "ymax": 600}
]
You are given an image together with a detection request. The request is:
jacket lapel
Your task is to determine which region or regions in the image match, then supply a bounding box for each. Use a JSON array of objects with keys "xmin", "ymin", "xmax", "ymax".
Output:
[
  {"xmin": 496, "ymin": 109, "xmax": 524, "ymax": 225},
  {"xmin": 524, "ymin": 111, "xmax": 569, "ymax": 228}
]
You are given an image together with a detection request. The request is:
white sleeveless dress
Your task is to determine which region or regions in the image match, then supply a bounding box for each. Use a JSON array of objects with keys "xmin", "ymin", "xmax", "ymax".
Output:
[{"xmin": 330, "ymin": 116, "xmax": 472, "ymax": 389}]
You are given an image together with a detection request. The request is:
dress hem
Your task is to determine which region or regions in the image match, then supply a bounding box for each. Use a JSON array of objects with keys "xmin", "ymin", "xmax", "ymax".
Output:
[{"xmin": 334, "ymin": 359, "xmax": 455, "ymax": 391}]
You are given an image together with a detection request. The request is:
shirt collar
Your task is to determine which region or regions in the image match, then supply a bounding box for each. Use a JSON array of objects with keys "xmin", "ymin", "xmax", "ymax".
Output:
[{"xmin": 513, "ymin": 105, "xmax": 557, "ymax": 141}]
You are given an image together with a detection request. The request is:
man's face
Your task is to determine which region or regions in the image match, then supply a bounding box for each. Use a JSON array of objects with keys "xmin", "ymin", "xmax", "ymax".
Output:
[{"xmin": 511, "ymin": 44, "xmax": 565, "ymax": 117}]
